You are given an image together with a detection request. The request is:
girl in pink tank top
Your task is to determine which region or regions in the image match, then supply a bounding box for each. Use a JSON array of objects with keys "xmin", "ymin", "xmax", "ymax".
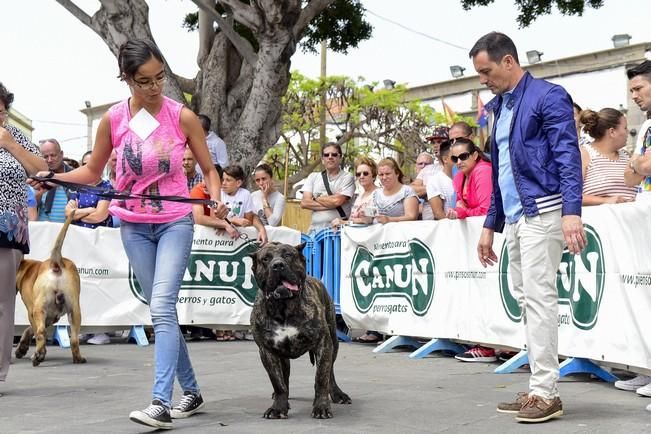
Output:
[
  {"xmin": 108, "ymin": 96, "xmax": 191, "ymax": 223},
  {"xmin": 34, "ymin": 39, "xmax": 228, "ymax": 429}
]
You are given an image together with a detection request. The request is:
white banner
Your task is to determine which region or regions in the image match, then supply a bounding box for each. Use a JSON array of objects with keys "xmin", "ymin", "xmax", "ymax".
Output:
[
  {"xmin": 15, "ymin": 223, "xmax": 301, "ymax": 327},
  {"xmin": 340, "ymin": 202, "xmax": 651, "ymax": 370}
]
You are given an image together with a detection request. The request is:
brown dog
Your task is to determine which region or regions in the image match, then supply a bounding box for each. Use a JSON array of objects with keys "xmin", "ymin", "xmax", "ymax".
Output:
[{"xmin": 15, "ymin": 212, "xmax": 85, "ymax": 366}]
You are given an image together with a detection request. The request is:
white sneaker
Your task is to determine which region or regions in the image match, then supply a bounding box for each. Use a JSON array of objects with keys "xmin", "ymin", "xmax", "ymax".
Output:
[
  {"xmin": 614, "ymin": 375, "xmax": 651, "ymax": 391},
  {"xmin": 646, "ymin": 403, "xmax": 651, "ymax": 412},
  {"xmin": 87, "ymin": 333, "xmax": 111, "ymax": 345},
  {"xmin": 636, "ymin": 382, "xmax": 651, "ymax": 397}
]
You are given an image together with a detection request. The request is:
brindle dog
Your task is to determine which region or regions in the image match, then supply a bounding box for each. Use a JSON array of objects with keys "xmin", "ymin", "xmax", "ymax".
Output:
[{"xmin": 250, "ymin": 242, "xmax": 351, "ymax": 419}]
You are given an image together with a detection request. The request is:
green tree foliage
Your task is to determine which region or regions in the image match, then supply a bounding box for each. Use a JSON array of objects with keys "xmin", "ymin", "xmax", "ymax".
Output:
[
  {"xmin": 461, "ymin": 0, "xmax": 604, "ymax": 27},
  {"xmin": 265, "ymin": 72, "xmax": 438, "ymax": 192},
  {"xmin": 182, "ymin": 0, "xmax": 373, "ymax": 54}
]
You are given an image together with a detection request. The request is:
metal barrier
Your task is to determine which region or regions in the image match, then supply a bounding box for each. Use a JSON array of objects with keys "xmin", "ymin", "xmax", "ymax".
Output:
[{"xmin": 303, "ymin": 229, "xmax": 349, "ymax": 341}]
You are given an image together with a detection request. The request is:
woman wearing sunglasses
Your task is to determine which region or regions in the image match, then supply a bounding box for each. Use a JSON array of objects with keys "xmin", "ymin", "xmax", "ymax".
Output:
[
  {"xmin": 332, "ymin": 156, "xmax": 378, "ymax": 227},
  {"xmin": 446, "ymin": 138, "xmax": 493, "ymax": 220}
]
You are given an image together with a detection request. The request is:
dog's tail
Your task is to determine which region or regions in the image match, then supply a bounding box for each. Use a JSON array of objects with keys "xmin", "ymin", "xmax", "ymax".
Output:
[{"xmin": 49, "ymin": 211, "xmax": 75, "ymax": 274}]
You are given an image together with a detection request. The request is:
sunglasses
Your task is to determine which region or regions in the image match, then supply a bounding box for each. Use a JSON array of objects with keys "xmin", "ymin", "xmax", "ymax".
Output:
[
  {"xmin": 322, "ymin": 152, "xmax": 340, "ymax": 158},
  {"xmin": 356, "ymin": 171, "xmax": 370, "ymax": 177},
  {"xmin": 450, "ymin": 152, "xmax": 473, "ymax": 163}
]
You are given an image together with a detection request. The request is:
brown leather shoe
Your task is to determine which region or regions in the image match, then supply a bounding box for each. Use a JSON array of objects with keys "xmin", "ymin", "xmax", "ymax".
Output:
[
  {"xmin": 515, "ymin": 395, "xmax": 563, "ymax": 423},
  {"xmin": 496, "ymin": 392, "xmax": 528, "ymax": 414}
]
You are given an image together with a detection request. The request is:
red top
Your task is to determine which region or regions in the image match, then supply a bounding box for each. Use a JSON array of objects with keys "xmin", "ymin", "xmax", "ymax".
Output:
[
  {"xmin": 190, "ymin": 182, "xmax": 211, "ymax": 216},
  {"xmin": 452, "ymin": 160, "xmax": 492, "ymax": 219}
]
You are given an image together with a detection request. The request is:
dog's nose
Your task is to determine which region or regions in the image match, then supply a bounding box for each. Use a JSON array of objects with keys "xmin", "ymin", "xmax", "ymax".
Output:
[{"xmin": 271, "ymin": 260, "xmax": 286, "ymax": 271}]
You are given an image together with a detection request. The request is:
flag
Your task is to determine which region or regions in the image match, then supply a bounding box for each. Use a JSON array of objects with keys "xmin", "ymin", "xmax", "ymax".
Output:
[
  {"xmin": 476, "ymin": 95, "xmax": 488, "ymax": 128},
  {"xmin": 476, "ymin": 94, "xmax": 489, "ymax": 149},
  {"xmin": 441, "ymin": 97, "xmax": 456, "ymax": 126}
]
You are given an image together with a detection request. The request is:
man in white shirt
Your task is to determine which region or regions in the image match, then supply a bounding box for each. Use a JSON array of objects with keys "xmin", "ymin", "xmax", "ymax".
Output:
[
  {"xmin": 197, "ymin": 114, "xmax": 229, "ymax": 170},
  {"xmin": 300, "ymin": 143, "xmax": 355, "ymax": 233},
  {"xmin": 426, "ymin": 141, "xmax": 456, "ymax": 219},
  {"xmin": 411, "ymin": 152, "xmax": 441, "ymax": 220}
]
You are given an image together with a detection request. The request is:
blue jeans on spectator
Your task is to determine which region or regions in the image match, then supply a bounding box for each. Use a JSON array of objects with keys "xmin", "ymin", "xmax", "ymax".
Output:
[{"xmin": 120, "ymin": 214, "xmax": 198, "ymax": 408}]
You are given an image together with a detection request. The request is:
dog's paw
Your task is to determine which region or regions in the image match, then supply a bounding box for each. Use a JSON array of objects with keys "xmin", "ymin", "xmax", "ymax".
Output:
[
  {"xmin": 73, "ymin": 357, "xmax": 87, "ymax": 364},
  {"xmin": 331, "ymin": 390, "xmax": 352, "ymax": 404},
  {"xmin": 311, "ymin": 402, "xmax": 333, "ymax": 419},
  {"xmin": 31, "ymin": 352, "xmax": 45, "ymax": 367},
  {"xmin": 15, "ymin": 347, "xmax": 27, "ymax": 359},
  {"xmin": 263, "ymin": 407, "xmax": 288, "ymax": 419}
]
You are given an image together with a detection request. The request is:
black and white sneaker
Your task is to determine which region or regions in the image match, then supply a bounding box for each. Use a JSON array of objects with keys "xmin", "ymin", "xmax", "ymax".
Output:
[
  {"xmin": 171, "ymin": 391, "xmax": 205, "ymax": 419},
  {"xmin": 129, "ymin": 399, "xmax": 172, "ymax": 429}
]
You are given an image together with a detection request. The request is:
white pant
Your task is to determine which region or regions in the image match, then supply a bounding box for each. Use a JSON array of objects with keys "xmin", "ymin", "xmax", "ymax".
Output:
[{"xmin": 505, "ymin": 210, "xmax": 564, "ymax": 399}]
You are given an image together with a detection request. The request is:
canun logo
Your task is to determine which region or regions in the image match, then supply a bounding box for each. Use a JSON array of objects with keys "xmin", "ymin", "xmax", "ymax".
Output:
[
  {"xmin": 498, "ymin": 224, "xmax": 605, "ymax": 330},
  {"xmin": 351, "ymin": 239, "xmax": 435, "ymax": 316},
  {"xmin": 129, "ymin": 242, "xmax": 259, "ymax": 306}
]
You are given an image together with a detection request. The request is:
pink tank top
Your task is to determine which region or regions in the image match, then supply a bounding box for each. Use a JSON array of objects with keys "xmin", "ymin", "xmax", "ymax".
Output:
[{"xmin": 108, "ymin": 96, "xmax": 191, "ymax": 223}]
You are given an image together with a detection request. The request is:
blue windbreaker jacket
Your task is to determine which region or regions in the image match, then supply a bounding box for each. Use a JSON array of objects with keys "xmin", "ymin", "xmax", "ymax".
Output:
[{"xmin": 483, "ymin": 72, "xmax": 582, "ymax": 232}]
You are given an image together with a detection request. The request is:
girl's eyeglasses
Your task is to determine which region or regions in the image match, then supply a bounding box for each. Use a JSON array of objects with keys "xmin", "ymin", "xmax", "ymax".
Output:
[{"xmin": 356, "ymin": 171, "xmax": 370, "ymax": 177}]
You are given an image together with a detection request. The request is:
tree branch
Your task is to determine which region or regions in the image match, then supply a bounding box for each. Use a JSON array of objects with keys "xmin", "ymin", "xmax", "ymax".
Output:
[
  {"xmin": 293, "ymin": 0, "xmax": 335, "ymax": 39},
  {"xmin": 172, "ymin": 72, "xmax": 197, "ymax": 95},
  {"xmin": 55, "ymin": 0, "xmax": 92, "ymax": 27},
  {"xmin": 217, "ymin": 0, "xmax": 261, "ymax": 31},
  {"xmin": 191, "ymin": 0, "xmax": 257, "ymax": 66}
]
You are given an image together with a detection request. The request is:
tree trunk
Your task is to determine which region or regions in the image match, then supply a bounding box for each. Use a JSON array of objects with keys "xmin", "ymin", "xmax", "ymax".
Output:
[{"xmin": 58, "ymin": 0, "xmax": 330, "ymax": 185}]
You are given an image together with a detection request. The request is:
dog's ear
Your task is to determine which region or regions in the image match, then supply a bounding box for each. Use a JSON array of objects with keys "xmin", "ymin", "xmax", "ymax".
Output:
[
  {"xmin": 248, "ymin": 248, "xmax": 260, "ymax": 273},
  {"xmin": 295, "ymin": 242, "xmax": 306, "ymax": 254}
]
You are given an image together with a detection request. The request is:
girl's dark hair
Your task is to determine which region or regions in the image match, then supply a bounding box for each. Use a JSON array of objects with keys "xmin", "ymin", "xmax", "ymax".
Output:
[
  {"xmin": 255, "ymin": 163, "xmax": 274, "ymax": 178},
  {"xmin": 117, "ymin": 39, "xmax": 166, "ymax": 79},
  {"xmin": 223, "ymin": 165, "xmax": 246, "ymax": 182},
  {"xmin": 451, "ymin": 137, "xmax": 491, "ymax": 163},
  {"xmin": 377, "ymin": 157, "xmax": 406, "ymax": 184},
  {"xmin": 0, "ymin": 82, "xmax": 14, "ymax": 110},
  {"xmin": 579, "ymin": 108, "xmax": 624, "ymax": 140}
]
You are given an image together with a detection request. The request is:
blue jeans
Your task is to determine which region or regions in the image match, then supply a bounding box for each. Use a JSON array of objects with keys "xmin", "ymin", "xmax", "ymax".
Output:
[{"xmin": 120, "ymin": 214, "xmax": 198, "ymax": 407}]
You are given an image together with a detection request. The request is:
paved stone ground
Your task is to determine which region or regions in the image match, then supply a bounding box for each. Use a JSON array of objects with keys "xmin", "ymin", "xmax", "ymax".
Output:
[{"xmin": 1, "ymin": 338, "xmax": 650, "ymax": 433}]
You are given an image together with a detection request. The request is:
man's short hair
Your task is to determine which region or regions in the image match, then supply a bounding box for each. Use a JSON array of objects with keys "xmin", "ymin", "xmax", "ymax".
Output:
[
  {"xmin": 322, "ymin": 142, "xmax": 343, "ymax": 156},
  {"xmin": 450, "ymin": 121, "xmax": 473, "ymax": 138},
  {"xmin": 627, "ymin": 61, "xmax": 651, "ymax": 83},
  {"xmin": 469, "ymin": 32, "xmax": 519, "ymax": 64},
  {"xmin": 417, "ymin": 152, "xmax": 434, "ymax": 163},
  {"xmin": 40, "ymin": 138, "xmax": 62, "ymax": 152},
  {"xmin": 197, "ymin": 114, "xmax": 211, "ymax": 131},
  {"xmin": 438, "ymin": 140, "xmax": 452, "ymax": 161}
]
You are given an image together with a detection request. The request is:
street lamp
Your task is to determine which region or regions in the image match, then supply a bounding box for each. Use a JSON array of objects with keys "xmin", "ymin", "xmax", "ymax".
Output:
[
  {"xmin": 612, "ymin": 34, "xmax": 631, "ymax": 48},
  {"xmin": 449, "ymin": 65, "xmax": 465, "ymax": 79},
  {"xmin": 526, "ymin": 50, "xmax": 543, "ymax": 64},
  {"xmin": 84, "ymin": 100, "xmax": 92, "ymax": 151},
  {"xmin": 383, "ymin": 79, "xmax": 396, "ymax": 89}
]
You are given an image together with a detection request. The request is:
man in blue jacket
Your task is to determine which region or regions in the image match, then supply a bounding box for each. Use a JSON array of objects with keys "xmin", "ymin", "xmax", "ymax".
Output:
[{"xmin": 470, "ymin": 32, "xmax": 586, "ymax": 423}]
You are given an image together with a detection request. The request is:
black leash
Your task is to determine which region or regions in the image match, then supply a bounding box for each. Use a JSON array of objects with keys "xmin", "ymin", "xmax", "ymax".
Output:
[
  {"xmin": 29, "ymin": 176, "xmax": 258, "ymax": 237},
  {"xmin": 30, "ymin": 175, "xmax": 217, "ymax": 207}
]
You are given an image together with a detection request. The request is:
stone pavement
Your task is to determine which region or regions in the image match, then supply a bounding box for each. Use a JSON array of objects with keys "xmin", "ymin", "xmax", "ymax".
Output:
[{"xmin": 1, "ymin": 338, "xmax": 650, "ymax": 433}]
